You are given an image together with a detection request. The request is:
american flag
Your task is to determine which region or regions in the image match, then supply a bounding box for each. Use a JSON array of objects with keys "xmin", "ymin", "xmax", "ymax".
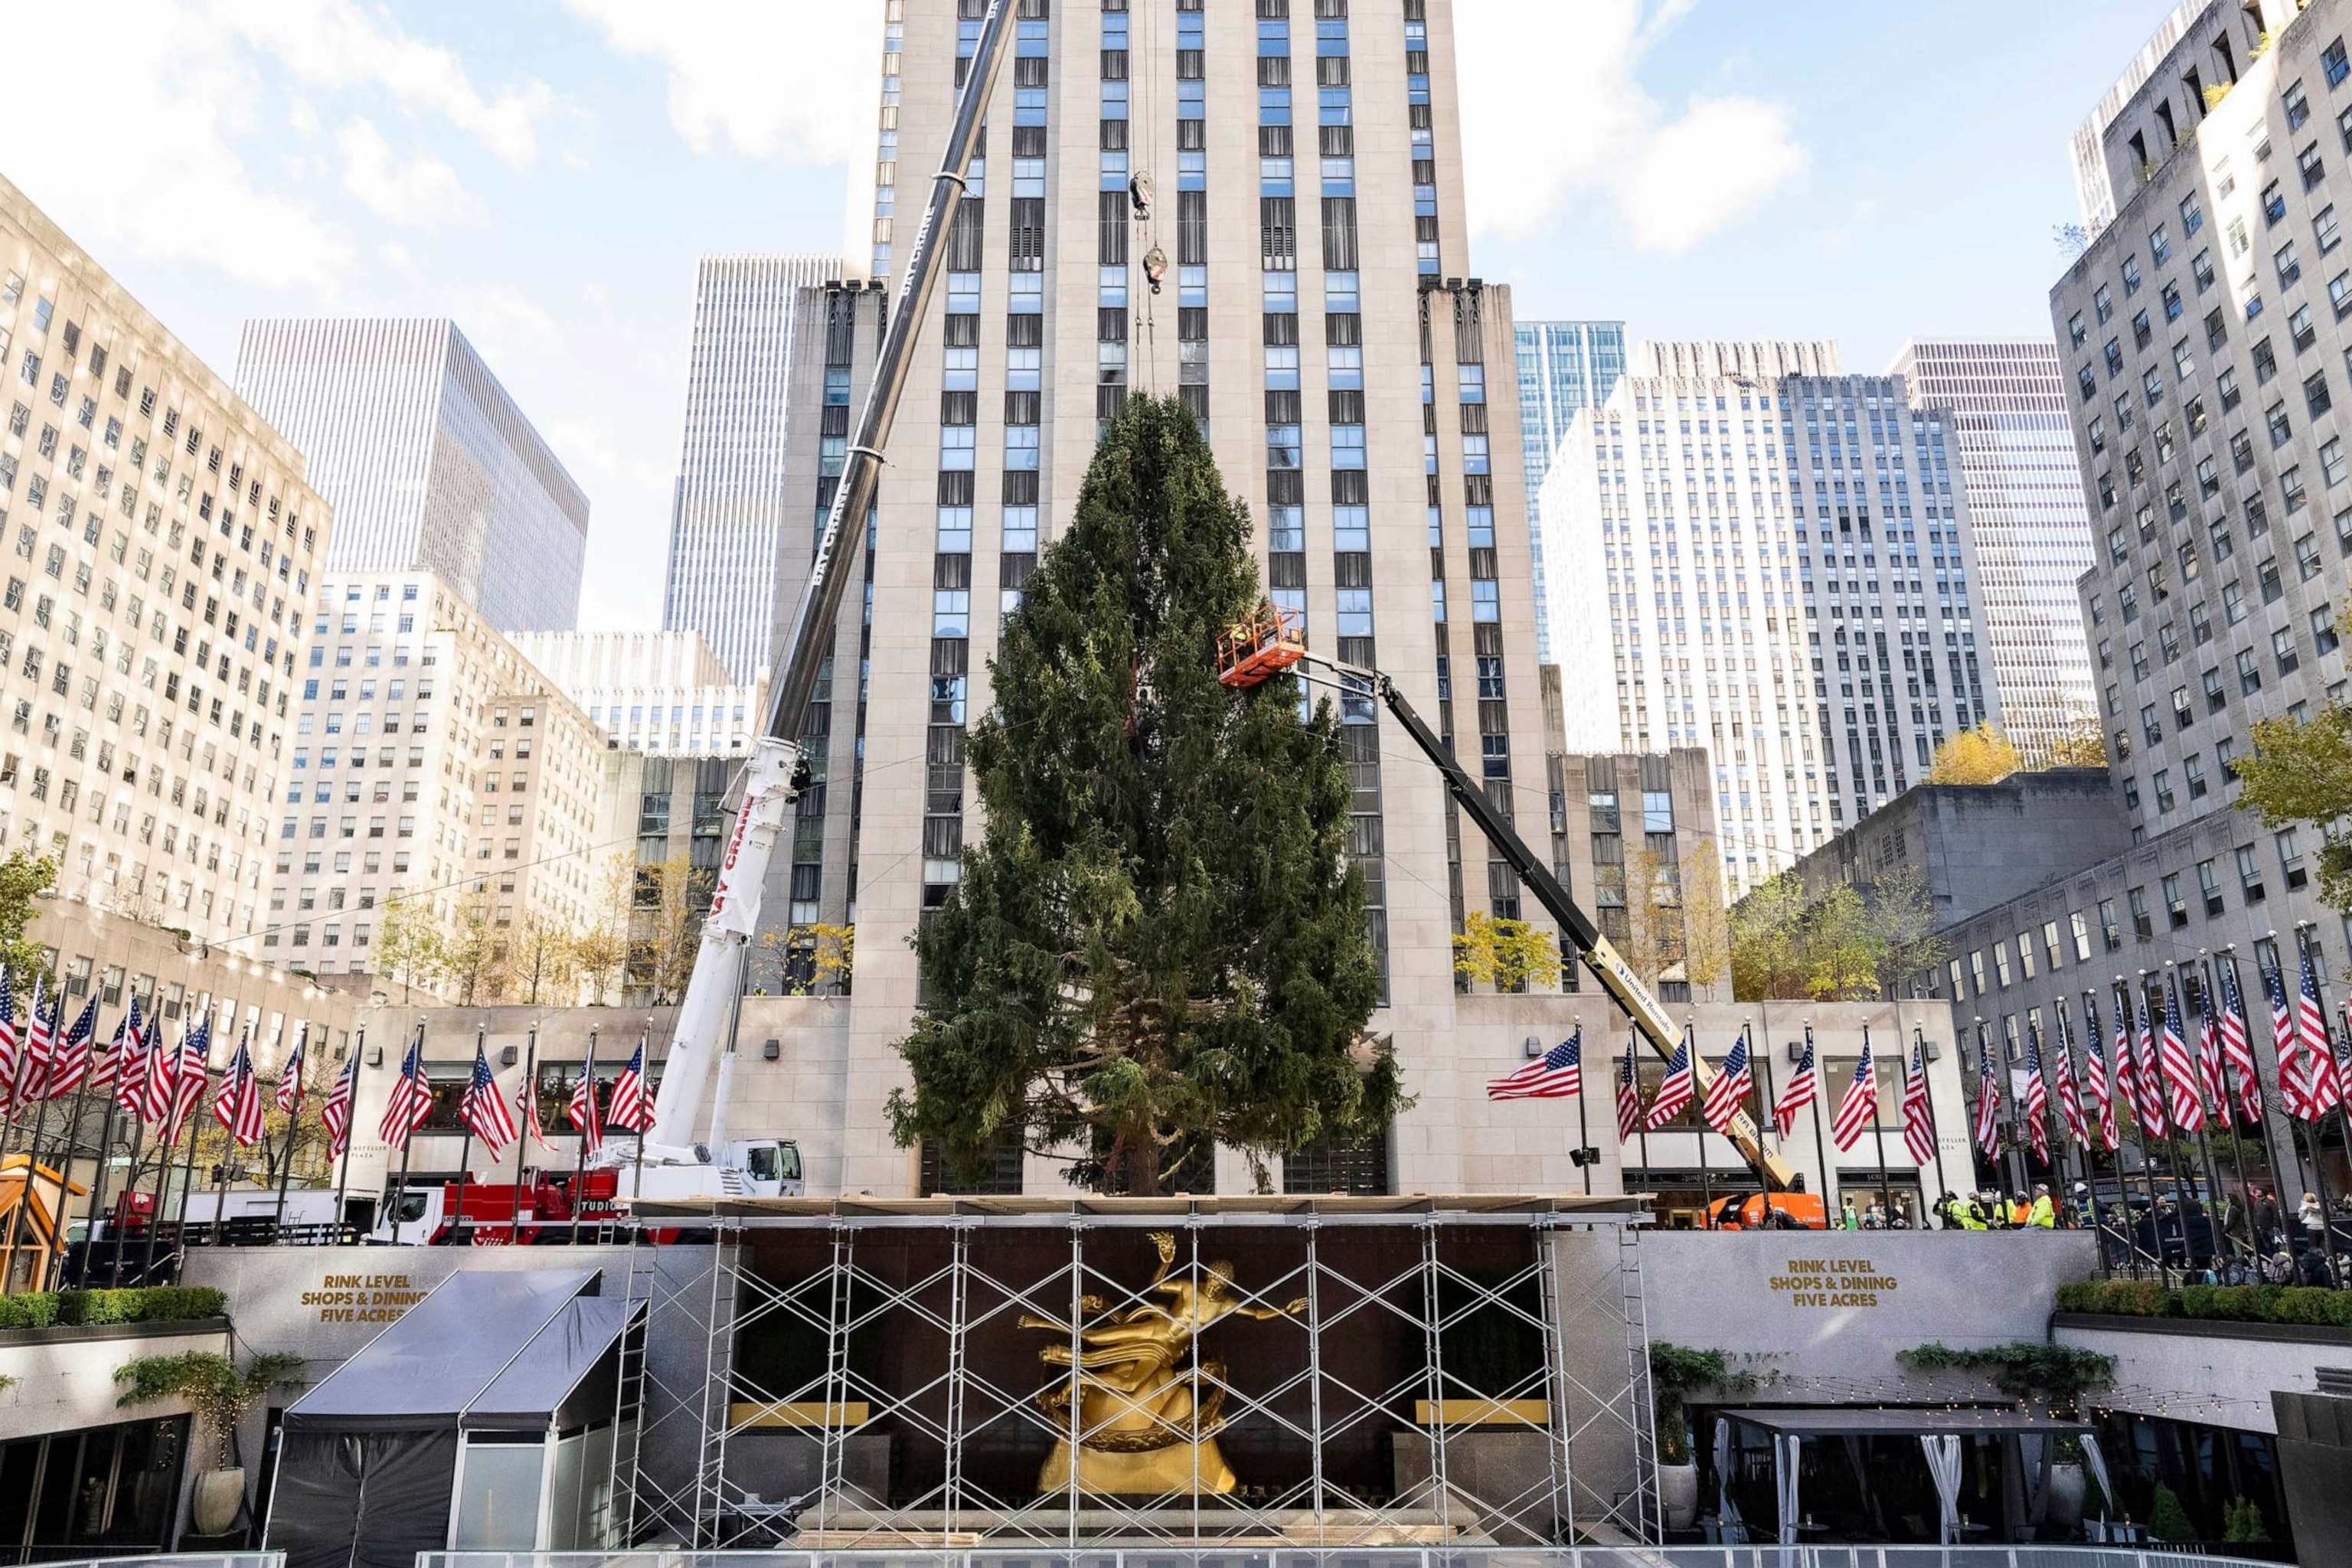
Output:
[
  {"xmin": 568, "ymin": 1070, "xmax": 603, "ymax": 1157},
  {"xmin": 377, "ymin": 1037, "xmax": 435, "ymax": 1151},
  {"xmin": 2194, "ymin": 984, "xmax": 2231, "ymax": 1129},
  {"xmin": 1775, "ymin": 1030, "xmax": 1818, "ymax": 1139},
  {"xmin": 89, "ymin": 999, "xmax": 135, "ymax": 1097},
  {"xmin": 113, "ymin": 998, "xmax": 150, "ymax": 1122},
  {"xmin": 1971, "ymin": 1032, "xmax": 2002, "ymax": 1158},
  {"xmin": 158, "ymin": 1019, "xmax": 211, "ymax": 1147},
  {"xmin": 276, "ymin": 1025, "xmax": 307, "ymax": 1116},
  {"xmin": 1900, "ymin": 1037, "xmax": 1936, "ymax": 1165},
  {"xmin": 42, "ymin": 998, "xmax": 97, "ymax": 1101},
  {"xmin": 459, "ymin": 1044, "xmax": 517, "ymax": 1154},
  {"xmin": 606, "ymin": 1039, "xmax": 653, "ymax": 1133},
  {"xmin": 213, "ymin": 1034, "xmax": 265, "ymax": 1148},
  {"xmin": 1831, "ymin": 1035, "xmax": 1879, "ymax": 1151},
  {"xmin": 1645, "ymin": 1034, "xmax": 1697, "ymax": 1131},
  {"xmin": 518, "ymin": 1071, "xmax": 556, "ymax": 1155},
  {"xmin": 2159, "ymin": 983, "xmax": 2204, "ymax": 1134},
  {"xmin": 2082, "ymin": 1001, "xmax": 2118, "ymax": 1152},
  {"xmin": 2134, "ymin": 990, "xmax": 2168, "ymax": 1138},
  {"xmin": 2048, "ymin": 1015, "xmax": 2087, "ymax": 1147},
  {"xmin": 2298, "ymin": 947, "xmax": 2343, "ymax": 1116},
  {"xmin": 2021, "ymin": 1029, "xmax": 2050, "ymax": 1165},
  {"xmin": 322, "ymin": 1044, "xmax": 360, "ymax": 1161},
  {"xmin": 2264, "ymin": 964, "xmax": 2309, "ymax": 1119},
  {"xmin": 0, "ymin": 969, "xmax": 17, "ymax": 1109},
  {"xmin": 1488, "ymin": 1029, "xmax": 1583, "ymax": 1100},
  {"xmin": 18, "ymin": 980, "xmax": 56, "ymax": 1106},
  {"xmin": 2220, "ymin": 965, "xmax": 2264, "ymax": 1125},
  {"xmin": 2109, "ymin": 994, "xmax": 2141, "ymax": 1126},
  {"xmin": 1699, "ymin": 1034, "xmax": 1754, "ymax": 1138},
  {"xmin": 1614, "ymin": 1037, "xmax": 1642, "ymax": 1142}
]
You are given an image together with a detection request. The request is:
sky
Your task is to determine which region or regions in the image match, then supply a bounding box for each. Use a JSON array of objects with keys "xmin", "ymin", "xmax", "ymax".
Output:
[{"xmin": 0, "ymin": 0, "xmax": 2172, "ymax": 633}]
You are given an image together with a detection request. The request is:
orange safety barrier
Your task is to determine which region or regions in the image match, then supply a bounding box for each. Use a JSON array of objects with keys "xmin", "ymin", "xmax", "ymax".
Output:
[{"xmin": 1216, "ymin": 600, "xmax": 1306, "ymax": 689}]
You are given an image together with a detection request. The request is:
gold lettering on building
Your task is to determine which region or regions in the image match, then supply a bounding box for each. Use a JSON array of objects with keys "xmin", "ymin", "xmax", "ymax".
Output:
[{"xmin": 1768, "ymin": 1256, "xmax": 1900, "ymax": 1309}]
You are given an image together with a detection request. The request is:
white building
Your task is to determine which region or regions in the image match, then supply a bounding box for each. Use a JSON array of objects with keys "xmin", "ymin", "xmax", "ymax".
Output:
[
  {"xmin": 508, "ymin": 629, "xmax": 769, "ymax": 757},
  {"xmin": 0, "ymin": 174, "xmax": 328, "ymax": 946},
  {"xmin": 1892, "ymin": 340, "xmax": 2100, "ymax": 762},
  {"xmin": 234, "ymin": 319, "xmax": 590, "ymax": 634},
  {"xmin": 1544, "ymin": 340, "xmax": 1997, "ymax": 893},
  {"xmin": 660, "ymin": 254, "xmax": 843, "ymax": 682},
  {"xmin": 268, "ymin": 571, "xmax": 606, "ymax": 994}
]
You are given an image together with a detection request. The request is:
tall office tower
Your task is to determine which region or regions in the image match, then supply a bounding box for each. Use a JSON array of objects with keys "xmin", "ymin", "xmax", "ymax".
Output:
[
  {"xmin": 234, "ymin": 319, "xmax": 590, "ymax": 632},
  {"xmin": 1544, "ymin": 341, "xmax": 1997, "ymax": 893},
  {"xmin": 0, "ymin": 175, "xmax": 328, "ymax": 946},
  {"xmin": 508, "ymin": 629, "xmax": 771, "ymax": 756},
  {"xmin": 1891, "ymin": 341, "xmax": 2099, "ymax": 762},
  {"xmin": 1995, "ymin": 0, "xmax": 2352, "ymax": 996},
  {"xmin": 269, "ymin": 570, "xmax": 606, "ymax": 993},
  {"xmin": 1514, "ymin": 321, "xmax": 1625, "ymax": 662},
  {"xmin": 2070, "ymin": 0, "xmax": 2239, "ymax": 234},
  {"xmin": 795, "ymin": 0, "xmax": 1550, "ymax": 1196},
  {"xmin": 660, "ymin": 253, "xmax": 845, "ymax": 681}
]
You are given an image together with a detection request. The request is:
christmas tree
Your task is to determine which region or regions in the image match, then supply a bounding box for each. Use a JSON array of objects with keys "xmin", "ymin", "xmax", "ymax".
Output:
[{"xmin": 889, "ymin": 394, "xmax": 1398, "ymax": 1194}]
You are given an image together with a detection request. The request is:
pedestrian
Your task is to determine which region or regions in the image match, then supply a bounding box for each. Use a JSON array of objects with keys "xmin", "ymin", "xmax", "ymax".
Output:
[
  {"xmin": 2299, "ymin": 1246, "xmax": 2332, "ymax": 1287},
  {"xmin": 2301, "ymin": 1191, "xmax": 2326, "ymax": 1251},
  {"xmin": 2029, "ymin": 1184, "xmax": 2056, "ymax": 1229},
  {"xmin": 2010, "ymin": 1192, "xmax": 2033, "ymax": 1228},
  {"xmin": 1840, "ymin": 1197, "xmax": 1860, "ymax": 1230},
  {"xmin": 2255, "ymin": 1186, "xmax": 2285, "ymax": 1253},
  {"xmin": 2265, "ymin": 1250, "xmax": 2298, "ymax": 1285}
]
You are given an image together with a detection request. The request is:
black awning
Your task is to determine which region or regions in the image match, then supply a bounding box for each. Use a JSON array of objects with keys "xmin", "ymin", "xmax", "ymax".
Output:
[
  {"xmin": 286, "ymin": 1266, "xmax": 601, "ymax": 1429},
  {"xmin": 1721, "ymin": 1406, "xmax": 2094, "ymax": 1437},
  {"xmin": 466, "ymin": 1294, "xmax": 642, "ymax": 1429}
]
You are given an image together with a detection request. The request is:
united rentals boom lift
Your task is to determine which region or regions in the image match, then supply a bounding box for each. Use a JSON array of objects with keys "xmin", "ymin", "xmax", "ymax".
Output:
[{"xmin": 621, "ymin": 0, "xmax": 1794, "ymax": 1197}]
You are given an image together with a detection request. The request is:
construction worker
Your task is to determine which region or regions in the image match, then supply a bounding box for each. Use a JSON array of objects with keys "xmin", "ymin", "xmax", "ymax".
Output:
[
  {"xmin": 1956, "ymin": 1193, "xmax": 1989, "ymax": 1230},
  {"xmin": 2029, "ymin": 1184, "xmax": 2057, "ymax": 1229},
  {"xmin": 2010, "ymin": 1192, "xmax": 2034, "ymax": 1228}
]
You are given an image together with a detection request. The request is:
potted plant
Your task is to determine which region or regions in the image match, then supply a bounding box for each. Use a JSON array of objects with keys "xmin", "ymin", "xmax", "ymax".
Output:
[
  {"xmin": 1648, "ymin": 1342, "xmax": 1753, "ymax": 1531},
  {"xmin": 114, "ymin": 1350, "xmax": 304, "ymax": 1539}
]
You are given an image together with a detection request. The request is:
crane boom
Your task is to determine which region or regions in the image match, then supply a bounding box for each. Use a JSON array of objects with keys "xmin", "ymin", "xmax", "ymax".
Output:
[
  {"xmin": 1331, "ymin": 659, "xmax": 1795, "ymax": 1191},
  {"xmin": 641, "ymin": 0, "xmax": 1017, "ymax": 1163}
]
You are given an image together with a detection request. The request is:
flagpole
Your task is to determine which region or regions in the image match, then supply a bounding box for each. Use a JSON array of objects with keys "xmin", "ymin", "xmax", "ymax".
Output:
[
  {"xmin": 3, "ymin": 998, "xmax": 60, "ymax": 1289},
  {"xmin": 335, "ymin": 1027, "xmax": 364, "ymax": 1245},
  {"xmin": 391, "ymin": 1024, "xmax": 423, "ymax": 1245},
  {"xmin": 512, "ymin": 1028, "xmax": 537, "ymax": 1244},
  {"xmin": 570, "ymin": 1027, "xmax": 599, "ymax": 1245},
  {"xmin": 629, "ymin": 1028, "xmax": 650, "ymax": 1210},
  {"xmin": 2077, "ymin": 993, "xmax": 2138, "ymax": 1279},
  {"xmin": 145, "ymin": 1015, "xmax": 195, "ymax": 1285},
  {"xmin": 83, "ymin": 1073, "xmax": 121, "ymax": 1287},
  {"xmin": 42, "ymin": 1020, "xmax": 103, "ymax": 1292},
  {"xmin": 1750, "ymin": 1021, "xmax": 1780, "ymax": 1224},
  {"xmin": 443, "ymin": 1027, "xmax": 482, "ymax": 1247},
  {"xmin": 2168, "ymin": 962, "xmax": 2230, "ymax": 1272},
  {"xmin": 2187, "ymin": 959, "xmax": 2252, "ymax": 1266},
  {"xmin": 1684, "ymin": 1024, "xmax": 1717, "ymax": 1227},
  {"xmin": 2301, "ymin": 920, "xmax": 2352, "ymax": 1272},
  {"xmin": 0, "ymin": 975, "xmax": 45, "ymax": 1261},
  {"xmin": 2221, "ymin": 947, "xmax": 2293, "ymax": 1254},
  {"xmin": 271, "ymin": 1024, "xmax": 305, "ymax": 1238},
  {"xmin": 1863, "ymin": 1021, "xmax": 1893, "ymax": 1225},
  {"xmin": 2112, "ymin": 982, "xmax": 2171, "ymax": 1282},
  {"xmin": 208, "ymin": 1031, "xmax": 249, "ymax": 1247},
  {"xmin": 1807, "ymin": 1023, "xmax": 1832, "ymax": 1220},
  {"xmin": 1914, "ymin": 1024, "xmax": 1952, "ymax": 1222},
  {"xmin": 2141, "ymin": 974, "xmax": 2195, "ymax": 1276},
  {"xmin": 2292, "ymin": 923, "xmax": 2347, "ymax": 1284},
  {"xmin": 2200, "ymin": 952, "xmax": 2263, "ymax": 1263},
  {"xmin": 2051, "ymin": 1001, "xmax": 2087, "ymax": 1234}
]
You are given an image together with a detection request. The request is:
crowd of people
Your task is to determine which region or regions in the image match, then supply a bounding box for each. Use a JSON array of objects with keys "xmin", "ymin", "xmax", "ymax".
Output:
[{"xmin": 1896, "ymin": 1178, "xmax": 2352, "ymax": 1285}]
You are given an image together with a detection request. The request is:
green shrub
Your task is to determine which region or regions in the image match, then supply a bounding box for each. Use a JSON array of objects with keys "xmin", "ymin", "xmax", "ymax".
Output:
[
  {"xmin": 2177, "ymin": 1283, "xmax": 2215, "ymax": 1318},
  {"xmin": 0, "ymin": 1294, "xmax": 57, "ymax": 1330},
  {"xmin": 2223, "ymin": 1495, "xmax": 2269, "ymax": 1543},
  {"xmin": 2054, "ymin": 1282, "xmax": 2101, "ymax": 1313},
  {"xmin": 2148, "ymin": 1481, "xmax": 2194, "ymax": 1543},
  {"xmin": 2272, "ymin": 1287, "xmax": 2339, "ymax": 1325},
  {"xmin": 2092, "ymin": 1278, "xmax": 2172, "ymax": 1316},
  {"xmin": 47, "ymin": 1286, "xmax": 227, "ymax": 1328}
]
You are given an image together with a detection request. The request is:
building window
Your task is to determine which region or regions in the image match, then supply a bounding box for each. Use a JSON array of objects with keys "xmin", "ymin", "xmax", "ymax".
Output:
[{"xmin": 2237, "ymin": 845, "xmax": 2267, "ymax": 902}]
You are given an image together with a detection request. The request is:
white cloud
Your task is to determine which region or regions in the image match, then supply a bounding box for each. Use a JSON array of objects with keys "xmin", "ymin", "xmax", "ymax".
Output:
[
  {"xmin": 0, "ymin": 5, "xmax": 351, "ymax": 292},
  {"xmin": 338, "ymin": 119, "xmax": 476, "ymax": 228},
  {"xmin": 212, "ymin": 0, "xmax": 554, "ymax": 168},
  {"xmin": 565, "ymin": 0, "xmax": 884, "ymax": 164},
  {"xmin": 1456, "ymin": 0, "xmax": 1805, "ymax": 256}
]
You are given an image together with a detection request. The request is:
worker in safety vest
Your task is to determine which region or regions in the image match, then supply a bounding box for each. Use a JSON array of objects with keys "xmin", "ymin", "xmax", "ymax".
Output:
[
  {"xmin": 1955, "ymin": 1194, "xmax": 1989, "ymax": 1230},
  {"xmin": 2029, "ymin": 1184, "xmax": 2057, "ymax": 1229},
  {"xmin": 2009, "ymin": 1194, "xmax": 2034, "ymax": 1227}
]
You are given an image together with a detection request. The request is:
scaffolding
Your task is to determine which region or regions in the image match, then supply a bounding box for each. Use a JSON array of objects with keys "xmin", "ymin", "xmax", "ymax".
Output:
[{"xmin": 614, "ymin": 1195, "xmax": 1657, "ymax": 1550}]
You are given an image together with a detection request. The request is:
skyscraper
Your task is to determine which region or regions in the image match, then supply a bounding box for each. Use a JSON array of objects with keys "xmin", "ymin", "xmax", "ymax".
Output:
[
  {"xmin": 660, "ymin": 253, "xmax": 844, "ymax": 682},
  {"xmin": 1544, "ymin": 341, "xmax": 1997, "ymax": 893},
  {"xmin": 234, "ymin": 319, "xmax": 590, "ymax": 632},
  {"xmin": 0, "ymin": 173, "xmax": 329, "ymax": 946},
  {"xmin": 1891, "ymin": 340, "xmax": 2099, "ymax": 760},
  {"xmin": 794, "ymin": 0, "xmax": 1552, "ymax": 1196},
  {"xmin": 1514, "ymin": 320, "xmax": 1625, "ymax": 662}
]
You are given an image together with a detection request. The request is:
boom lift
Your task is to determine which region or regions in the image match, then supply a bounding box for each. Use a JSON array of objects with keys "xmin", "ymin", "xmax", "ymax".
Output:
[
  {"xmin": 1214, "ymin": 607, "xmax": 1796, "ymax": 1191},
  {"xmin": 609, "ymin": 0, "xmax": 1018, "ymax": 1197}
]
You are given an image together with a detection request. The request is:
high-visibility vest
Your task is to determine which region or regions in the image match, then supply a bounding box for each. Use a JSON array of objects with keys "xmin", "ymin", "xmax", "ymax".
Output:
[
  {"xmin": 1958, "ymin": 1202, "xmax": 1989, "ymax": 1231},
  {"xmin": 2011, "ymin": 1200, "xmax": 2032, "ymax": 1226},
  {"xmin": 2030, "ymin": 1196, "xmax": 2056, "ymax": 1229}
]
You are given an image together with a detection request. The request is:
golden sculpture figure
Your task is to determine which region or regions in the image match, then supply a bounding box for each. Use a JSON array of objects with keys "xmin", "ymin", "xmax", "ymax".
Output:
[{"xmin": 1022, "ymin": 1231, "xmax": 1308, "ymax": 1494}]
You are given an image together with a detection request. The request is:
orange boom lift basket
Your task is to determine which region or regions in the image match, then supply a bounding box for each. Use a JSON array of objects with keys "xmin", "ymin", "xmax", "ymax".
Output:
[{"xmin": 1216, "ymin": 600, "xmax": 1307, "ymax": 689}]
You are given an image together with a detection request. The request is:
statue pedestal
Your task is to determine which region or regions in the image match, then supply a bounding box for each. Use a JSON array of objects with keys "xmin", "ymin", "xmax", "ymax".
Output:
[{"xmin": 1037, "ymin": 1436, "xmax": 1237, "ymax": 1494}]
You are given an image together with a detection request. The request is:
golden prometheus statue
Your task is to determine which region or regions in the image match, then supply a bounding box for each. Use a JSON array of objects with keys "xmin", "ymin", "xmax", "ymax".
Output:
[{"xmin": 1023, "ymin": 1230, "xmax": 1307, "ymax": 1494}]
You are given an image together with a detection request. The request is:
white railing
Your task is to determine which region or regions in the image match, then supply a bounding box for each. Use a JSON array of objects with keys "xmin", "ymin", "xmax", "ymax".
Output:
[
  {"xmin": 34, "ymin": 1556, "xmax": 283, "ymax": 1568},
  {"xmin": 412, "ymin": 1549, "xmax": 2286, "ymax": 1568}
]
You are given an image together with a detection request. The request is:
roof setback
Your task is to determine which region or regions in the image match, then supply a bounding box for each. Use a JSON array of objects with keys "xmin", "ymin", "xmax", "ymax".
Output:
[{"xmin": 289, "ymin": 1267, "xmax": 599, "ymax": 1426}]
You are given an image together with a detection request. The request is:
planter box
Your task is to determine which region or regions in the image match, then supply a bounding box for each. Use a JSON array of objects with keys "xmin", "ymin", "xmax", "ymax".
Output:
[
  {"xmin": 2052, "ymin": 1311, "xmax": 2352, "ymax": 1346},
  {"xmin": 0, "ymin": 1316, "xmax": 228, "ymax": 1350}
]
